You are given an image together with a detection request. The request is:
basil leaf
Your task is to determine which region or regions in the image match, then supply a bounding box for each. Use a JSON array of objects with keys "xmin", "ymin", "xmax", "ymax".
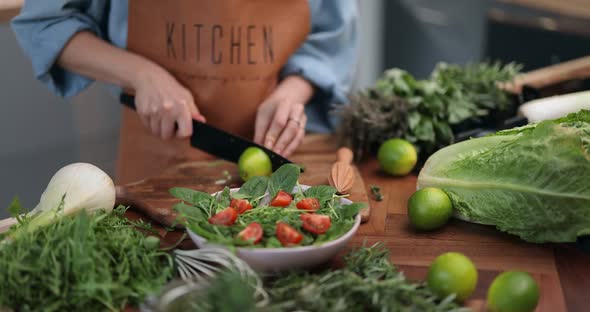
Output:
[
  {"xmin": 338, "ymin": 202, "xmax": 365, "ymax": 219},
  {"xmin": 303, "ymin": 185, "xmax": 337, "ymax": 203},
  {"xmin": 268, "ymin": 164, "xmax": 301, "ymax": 197},
  {"xmin": 169, "ymin": 188, "xmax": 213, "ymax": 207},
  {"xmin": 238, "ymin": 176, "xmax": 269, "ymax": 198},
  {"xmin": 173, "ymin": 202, "xmax": 206, "ymax": 222}
]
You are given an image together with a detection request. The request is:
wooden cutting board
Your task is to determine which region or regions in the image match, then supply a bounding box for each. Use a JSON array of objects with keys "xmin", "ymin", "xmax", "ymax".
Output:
[{"xmin": 116, "ymin": 155, "xmax": 371, "ymax": 228}]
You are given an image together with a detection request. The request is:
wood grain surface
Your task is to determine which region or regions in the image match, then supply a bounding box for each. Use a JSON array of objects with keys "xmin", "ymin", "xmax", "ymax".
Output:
[
  {"xmin": 115, "ymin": 154, "xmax": 371, "ymax": 227},
  {"xmin": 2, "ymin": 134, "xmax": 589, "ymax": 311}
]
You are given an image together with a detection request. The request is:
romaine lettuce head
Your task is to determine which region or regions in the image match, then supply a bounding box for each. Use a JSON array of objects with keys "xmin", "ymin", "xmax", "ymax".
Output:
[{"xmin": 417, "ymin": 110, "xmax": 590, "ymax": 243}]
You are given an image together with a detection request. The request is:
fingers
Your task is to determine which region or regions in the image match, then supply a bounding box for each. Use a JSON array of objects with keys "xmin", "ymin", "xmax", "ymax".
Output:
[
  {"xmin": 273, "ymin": 103, "xmax": 305, "ymax": 155},
  {"xmin": 254, "ymin": 104, "xmax": 272, "ymax": 145},
  {"xmin": 262, "ymin": 101, "xmax": 292, "ymax": 149},
  {"xmin": 283, "ymin": 115, "xmax": 307, "ymax": 156},
  {"xmin": 175, "ymin": 97, "xmax": 194, "ymax": 139}
]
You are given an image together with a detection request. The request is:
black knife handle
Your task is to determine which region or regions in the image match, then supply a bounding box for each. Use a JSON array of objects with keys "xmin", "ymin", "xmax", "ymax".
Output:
[{"xmin": 120, "ymin": 93, "xmax": 137, "ymax": 111}]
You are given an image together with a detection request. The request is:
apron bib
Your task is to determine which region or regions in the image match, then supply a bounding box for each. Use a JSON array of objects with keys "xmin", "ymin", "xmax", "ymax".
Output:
[{"xmin": 116, "ymin": 0, "xmax": 310, "ymax": 184}]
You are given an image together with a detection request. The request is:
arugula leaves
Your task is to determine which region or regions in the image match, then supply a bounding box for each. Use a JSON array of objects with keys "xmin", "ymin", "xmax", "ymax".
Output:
[{"xmin": 173, "ymin": 164, "xmax": 365, "ymax": 248}]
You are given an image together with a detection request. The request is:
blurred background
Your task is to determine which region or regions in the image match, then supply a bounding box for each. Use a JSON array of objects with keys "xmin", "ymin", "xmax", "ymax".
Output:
[{"xmin": 0, "ymin": 0, "xmax": 589, "ymax": 217}]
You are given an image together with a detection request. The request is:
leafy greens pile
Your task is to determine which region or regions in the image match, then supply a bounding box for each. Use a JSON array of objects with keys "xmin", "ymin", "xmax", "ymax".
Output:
[
  {"xmin": 173, "ymin": 164, "xmax": 364, "ymax": 248},
  {"xmin": 184, "ymin": 244, "xmax": 467, "ymax": 312},
  {"xmin": 418, "ymin": 110, "xmax": 590, "ymax": 243},
  {"xmin": 338, "ymin": 62, "xmax": 521, "ymax": 160},
  {"xmin": 0, "ymin": 204, "xmax": 173, "ymax": 312}
]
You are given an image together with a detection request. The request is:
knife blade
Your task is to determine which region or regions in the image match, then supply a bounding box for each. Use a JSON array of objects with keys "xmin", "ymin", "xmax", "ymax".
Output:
[{"xmin": 119, "ymin": 94, "xmax": 294, "ymax": 171}]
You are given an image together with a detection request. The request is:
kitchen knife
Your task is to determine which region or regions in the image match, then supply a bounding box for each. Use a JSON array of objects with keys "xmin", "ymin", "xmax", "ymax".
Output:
[{"xmin": 119, "ymin": 94, "xmax": 294, "ymax": 171}]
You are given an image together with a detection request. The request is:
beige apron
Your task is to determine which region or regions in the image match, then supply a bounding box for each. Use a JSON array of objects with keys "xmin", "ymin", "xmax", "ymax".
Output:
[{"xmin": 116, "ymin": 0, "xmax": 310, "ymax": 184}]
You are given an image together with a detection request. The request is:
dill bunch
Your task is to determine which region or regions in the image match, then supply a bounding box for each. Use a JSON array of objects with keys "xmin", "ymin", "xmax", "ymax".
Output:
[{"xmin": 0, "ymin": 205, "xmax": 174, "ymax": 312}]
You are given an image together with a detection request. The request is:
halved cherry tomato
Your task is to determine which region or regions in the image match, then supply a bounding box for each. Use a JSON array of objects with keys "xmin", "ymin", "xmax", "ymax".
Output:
[
  {"xmin": 276, "ymin": 222, "xmax": 303, "ymax": 246},
  {"xmin": 270, "ymin": 190, "xmax": 293, "ymax": 207},
  {"xmin": 296, "ymin": 198, "xmax": 321, "ymax": 212},
  {"xmin": 300, "ymin": 213, "xmax": 331, "ymax": 234},
  {"xmin": 237, "ymin": 222, "xmax": 263, "ymax": 244},
  {"xmin": 230, "ymin": 198, "xmax": 252, "ymax": 214},
  {"xmin": 208, "ymin": 207, "xmax": 238, "ymax": 226}
]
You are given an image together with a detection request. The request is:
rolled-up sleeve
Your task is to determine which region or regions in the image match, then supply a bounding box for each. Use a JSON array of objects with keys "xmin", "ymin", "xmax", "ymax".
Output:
[
  {"xmin": 11, "ymin": 1, "xmax": 107, "ymax": 97},
  {"xmin": 281, "ymin": 0, "xmax": 359, "ymax": 132}
]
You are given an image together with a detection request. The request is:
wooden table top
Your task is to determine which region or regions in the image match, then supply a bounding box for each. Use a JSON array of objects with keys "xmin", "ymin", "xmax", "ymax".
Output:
[{"xmin": 296, "ymin": 135, "xmax": 590, "ymax": 312}]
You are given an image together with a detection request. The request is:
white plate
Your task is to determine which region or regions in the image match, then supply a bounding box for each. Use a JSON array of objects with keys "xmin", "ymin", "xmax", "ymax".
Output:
[{"xmin": 186, "ymin": 185, "xmax": 361, "ymax": 272}]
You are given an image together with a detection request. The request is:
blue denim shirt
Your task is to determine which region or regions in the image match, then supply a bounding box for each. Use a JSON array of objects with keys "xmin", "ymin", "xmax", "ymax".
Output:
[{"xmin": 11, "ymin": 0, "xmax": 358, "ymax": 133}]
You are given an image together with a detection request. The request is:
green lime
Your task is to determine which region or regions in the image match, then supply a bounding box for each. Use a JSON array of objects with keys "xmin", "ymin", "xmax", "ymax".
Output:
[
  {"xmin": 427, "ymin": 252, "xmax": 478, "ymax": 302},
  {"xmin": 377, "ymin": 138, "xmax": 417, "ymax": 176},
  {"xmin": 487, "ymin": 271, "xmax": 540, "ymax": 312},
  {"xmin": 238, "ymin": 147, "xmax": 272, "ymax": 181},
  {"xmin": 408, "ymin": 187, "xmax": 453, "ymax": 231}
]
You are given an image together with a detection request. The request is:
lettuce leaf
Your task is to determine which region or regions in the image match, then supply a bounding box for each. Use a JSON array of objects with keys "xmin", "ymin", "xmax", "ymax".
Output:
[{"xmin": 417, "ymin": 110, "xmax": 590, "ymax": 243}]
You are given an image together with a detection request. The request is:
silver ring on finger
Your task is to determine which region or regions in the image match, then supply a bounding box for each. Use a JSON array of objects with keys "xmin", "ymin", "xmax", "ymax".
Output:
[{"xmin": 287, "ymin": 117, "xmax": 300, "ymax": 127}]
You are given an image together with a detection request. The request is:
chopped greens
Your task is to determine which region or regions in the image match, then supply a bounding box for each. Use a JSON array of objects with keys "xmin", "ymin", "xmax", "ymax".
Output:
[{"xmin": 370, "ymin": 185, "xmax": 383, "ymax": 201}]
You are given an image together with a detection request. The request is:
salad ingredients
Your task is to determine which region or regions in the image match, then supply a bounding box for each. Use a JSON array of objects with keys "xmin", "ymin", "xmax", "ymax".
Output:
[
  {"xmin": 378, "ymin": 138, "xmax": 417, "ymax": 176},
  {"xmin": 230, "ymin": 198, "xmax": 252, "ymax": 214},
  {"xmin": 487, "ymin": 271, "xmax": 540, "ymax": 312},
  {"xmin": 0, "ymin": 205, "xmax": 173, "ymax": 312},
  {"xmin": 296, "ymin": 197, "xmax": 320, "ymax": 211},
  {"xmin": 418, "ymin": 110, "xmax": 590, "ymax": 243},
  {"xmin": 238, "ymin": 147, "xmax": 272, "ymax": 181},
  {"xmin": 337, "ymin": 62, "xmax": 521, "ymax": 160},
  {"xmin": 408, "ymin": 187, "xmax": 453, "ymax": 231},
  {"xmin": 270, "ymin": 190, "xmax": 292, "ymax": 207},
  {"xmin": 301, "ymin": 213, "xmax": 331, "ymax": 234},
  {"xmin": 237, "ymin": 222, "xmax": 264, "ymax": 244},
  {"xmin": 427, "ymin": 252, "xmax": 478, "ymax": 302},
  {"xmin": 174, "ymin": 164, "xmax": 363, "ymax": 248},
  {"xmin": 276, "ymin": 222, "xmax": 303, "ymax": 246},
  {"xmin": 6, "ymin": 163, "xmax": 115, "ymax": 241},
  {"xmin": 208, "ymin": 207, "xmax": 238, "ymax": 226}
]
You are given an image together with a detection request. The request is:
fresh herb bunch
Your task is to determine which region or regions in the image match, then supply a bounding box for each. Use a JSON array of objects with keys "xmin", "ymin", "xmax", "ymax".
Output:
[
  {"xmin": 178, "ymin": 244, "xmax": 468, "ymax": 311},
  {"xmin": 265, "ymin": 244, "xmax": 467, "ymax": 312},
  {"xmin": 0, "ymin": 204, "xmax": 174, "ymax": 312},
  {"xmin": 337, "ymin": 61, "xmax": 522, "ymax": 160},
  {"xmin": 172, "ymin": 164, "xmax": 364, "ymax": 248}
]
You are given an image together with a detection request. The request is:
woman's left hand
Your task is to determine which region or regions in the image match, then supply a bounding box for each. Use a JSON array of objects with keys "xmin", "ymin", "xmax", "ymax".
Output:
[{"xmin": 254, "ymin": 76, "xmax": 314, "ymax": 157}]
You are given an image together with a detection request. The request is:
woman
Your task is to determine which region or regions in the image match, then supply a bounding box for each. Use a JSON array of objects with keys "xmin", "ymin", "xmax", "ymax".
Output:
[{"xmin": 11, "ymin": 1, "xmax": 358, "ymax": 183}]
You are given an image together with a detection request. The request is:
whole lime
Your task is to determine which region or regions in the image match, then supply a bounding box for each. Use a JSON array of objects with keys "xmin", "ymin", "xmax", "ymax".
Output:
[
  {"xmin": 408, "ymin": 187, "xmax": 453, "ymax": 231},
  {"xmin": 427, "ymin": 252, "xmax": 478, "ymax": 302},
  {"xmin": 238, "ymin": 147, "xmax": 272, "ymax": 181},
  {"xmin": 377, "ymin": 138, "xmax": 417, "ymax": 176},
  {"xmin": 487, "ymin": 271, "xmax": 540, "ymax": 312}
]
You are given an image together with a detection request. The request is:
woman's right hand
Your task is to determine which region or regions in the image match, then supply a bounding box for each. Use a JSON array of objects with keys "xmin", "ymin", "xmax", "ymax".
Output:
[{"xmin": 132, "ymin": 64, "xmax": 206, "ymax": 140}]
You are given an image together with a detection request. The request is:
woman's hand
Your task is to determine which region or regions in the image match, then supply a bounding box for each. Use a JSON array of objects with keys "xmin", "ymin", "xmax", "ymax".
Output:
[
  {"xmin": 55, "ymin": 31, "xmax": 206, "ymax": 140},
  {"xmin": 254, "ymin": 76, "xmax": 314, "ymax": 157},
  {"xmin": 133, "ymin": 64, "xmax": 206, "ymax": 139}
]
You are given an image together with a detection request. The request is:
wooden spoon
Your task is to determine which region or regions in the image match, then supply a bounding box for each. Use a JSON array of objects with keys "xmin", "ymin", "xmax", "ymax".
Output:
[{"xmin": 328, "ymin": 147, "xmax": 355, "ymax": 194}]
